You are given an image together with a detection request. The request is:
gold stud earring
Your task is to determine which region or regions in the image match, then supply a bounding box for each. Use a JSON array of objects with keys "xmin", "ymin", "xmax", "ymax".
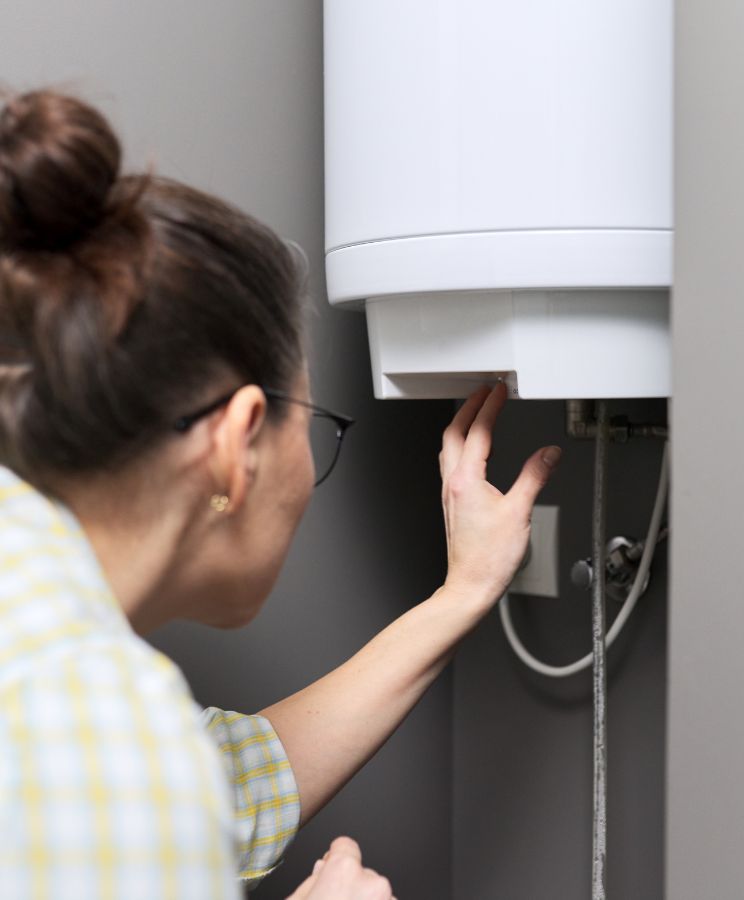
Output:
[{"xmin": 210, "ymin": 494, "xmax": 230, "ymax": 513}]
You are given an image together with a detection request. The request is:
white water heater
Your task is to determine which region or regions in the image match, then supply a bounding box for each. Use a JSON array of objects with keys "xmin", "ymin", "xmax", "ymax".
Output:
[{"xmin": 324, "ymin": 0, "xmax": 672, "ymax": 399}]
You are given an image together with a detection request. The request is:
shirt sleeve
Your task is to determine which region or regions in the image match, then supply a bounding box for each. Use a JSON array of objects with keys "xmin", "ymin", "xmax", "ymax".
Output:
[{"xmin": 201, "ymin": 708, "xmax": 301, "ymax": 889}]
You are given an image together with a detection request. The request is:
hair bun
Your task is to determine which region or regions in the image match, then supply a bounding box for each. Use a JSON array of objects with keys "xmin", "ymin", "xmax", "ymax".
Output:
[{"xmin": 0, "ymin": 91, "xmax": 121, "ymax": 252}]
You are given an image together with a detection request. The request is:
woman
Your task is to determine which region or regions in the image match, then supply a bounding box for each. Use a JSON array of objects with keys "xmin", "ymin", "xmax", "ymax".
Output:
[{"xmin": 0, "ymin": 90, "xmax": 561, "ymax": 899}]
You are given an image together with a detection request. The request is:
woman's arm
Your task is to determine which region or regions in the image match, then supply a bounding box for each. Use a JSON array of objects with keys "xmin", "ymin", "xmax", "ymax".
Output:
[
  {"xmin": 261, "ymin": 582, "xmax": 491, "ymax": 826},
  {"xmin": 261, "ymin": 384, "xmax": 561, "ymax": 825}
]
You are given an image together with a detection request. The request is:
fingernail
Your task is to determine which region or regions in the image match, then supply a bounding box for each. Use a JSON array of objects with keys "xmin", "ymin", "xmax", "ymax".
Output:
[{"xmin": 542, "ymin": 446, "xmax": 562, "ymax": 468}]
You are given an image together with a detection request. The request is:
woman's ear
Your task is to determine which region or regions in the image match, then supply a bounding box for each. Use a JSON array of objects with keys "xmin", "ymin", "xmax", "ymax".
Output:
[{"xmin": 210, "ymin": 385, "xmax": 267, "ymax": 512}]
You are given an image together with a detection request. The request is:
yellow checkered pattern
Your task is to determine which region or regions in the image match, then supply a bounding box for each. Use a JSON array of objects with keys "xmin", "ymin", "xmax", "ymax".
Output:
[{"xmin": 0, "ymin": 468, "xmax": 300, "ymax": 898}]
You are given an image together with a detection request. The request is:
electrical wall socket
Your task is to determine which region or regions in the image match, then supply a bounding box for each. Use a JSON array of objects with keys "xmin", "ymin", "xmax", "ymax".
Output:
[{"xmin": 508, "ymin": 505, "xmax": 560, "ymax": 598}]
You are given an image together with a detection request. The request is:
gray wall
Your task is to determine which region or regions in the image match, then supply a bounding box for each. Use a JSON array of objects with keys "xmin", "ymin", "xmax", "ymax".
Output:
[
  {"xmin": 5, "ymin": 3, "xmax": 701, "ymax": 898},
  {"xmin": 667, "ymin": 1, "xmax": 744, "ymax": 897},
  {"xmin": 452, "ymin": 401, "xmax": 669, "ymax": 899},
  {"xmin": 0, "ymin": 3, "xmax": 454, "ymax": 897}
]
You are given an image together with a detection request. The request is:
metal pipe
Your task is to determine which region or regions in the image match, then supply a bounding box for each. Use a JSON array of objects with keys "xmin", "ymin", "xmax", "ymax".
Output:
[
  {"xmin": 565, "ymin": 400, "xmax": 669, "ymax": 442},
  {"xmin": 629, "ymin": 423, "xmax": 669, "ymax": 439},
  {"xmin": 592, "ymin": 400, "xmax": 610, "ymax": 900},
  {"xmin": 565, "ymin": 399, "xmax": 596, "ymax": 439}
]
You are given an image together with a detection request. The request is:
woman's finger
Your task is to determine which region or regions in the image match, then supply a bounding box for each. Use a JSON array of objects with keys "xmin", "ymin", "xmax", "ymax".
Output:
[
  {"xmin": 440, "ymin": 385, "xmax": 493, "ymax": 480},
  {"xmin": 326, "ymin": 835, "xmax": 363, "ymax": 863},
  {"xmin": 448, "ymin": 384, "xmax": 492, "ymax": 435},
  {"xmin": 506, "ymin": 446, "xmax": 562, "ymax": 513},
  {"xmin": 361, "ymin": 867, "xmax": 393, "ymax": 898},
  {"xmin": 458, "ymin": 382, "xmax": 508, "ymax": 475}
]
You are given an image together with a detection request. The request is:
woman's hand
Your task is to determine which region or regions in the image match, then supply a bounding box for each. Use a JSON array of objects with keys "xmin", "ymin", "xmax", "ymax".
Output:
[
  {"xmin": 440, "ymin": 383, "xmax": 561, "ymax": 611},
  {"xmin": 286, "ymin": 837, "xmax": 395, "ymax": 900}
]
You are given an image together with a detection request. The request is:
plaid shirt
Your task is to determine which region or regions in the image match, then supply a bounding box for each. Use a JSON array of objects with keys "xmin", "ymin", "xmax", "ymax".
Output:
[{"xmin": 0, "ymin": 467, "xmax": 300, "ymax": 898}]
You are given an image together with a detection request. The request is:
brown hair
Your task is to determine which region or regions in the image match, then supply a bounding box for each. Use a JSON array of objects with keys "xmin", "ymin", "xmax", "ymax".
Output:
[{"xmin": 0, "ymin": 90, "xmax": 305, "ymax": 486}]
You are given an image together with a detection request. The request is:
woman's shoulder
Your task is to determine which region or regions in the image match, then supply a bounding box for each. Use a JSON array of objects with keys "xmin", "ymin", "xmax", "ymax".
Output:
[
  {"xmin": 2, "ymin": 628, "xmax": 205, "ymax": 742},
  {"xmin": 0, "ymin": 626, "xmax": 240, "ymax": 898},
  {"xmin": 0, "ymin": 627, "xmax": 235, "ymax": 832}
]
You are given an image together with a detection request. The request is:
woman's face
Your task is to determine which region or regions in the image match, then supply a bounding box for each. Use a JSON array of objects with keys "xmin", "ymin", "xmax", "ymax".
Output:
[{"xmin": 186, "ymin": 370, "xmax": 316, "ymax": 629}]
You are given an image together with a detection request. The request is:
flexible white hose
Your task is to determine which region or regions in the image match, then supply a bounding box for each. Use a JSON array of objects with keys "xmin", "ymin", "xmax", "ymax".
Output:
[{"xmin": 498, "ymin": 441, "xmax": 670, "ymax": 678}]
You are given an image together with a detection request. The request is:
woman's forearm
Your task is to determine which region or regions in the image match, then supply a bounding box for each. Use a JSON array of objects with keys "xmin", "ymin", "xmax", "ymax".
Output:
[
  {"xmin": 259, "ymin": 584, "xmax": 485, "ymax": 826},
  {"xmin": 261, "ymin": 386, "xmax": 559, "ymax": 828}
]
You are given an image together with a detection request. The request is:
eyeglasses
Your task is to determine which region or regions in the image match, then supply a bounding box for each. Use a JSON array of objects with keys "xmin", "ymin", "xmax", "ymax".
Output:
[{"xmin": 173, "ymin": 386, "xmax": 355, "ymax": 487}]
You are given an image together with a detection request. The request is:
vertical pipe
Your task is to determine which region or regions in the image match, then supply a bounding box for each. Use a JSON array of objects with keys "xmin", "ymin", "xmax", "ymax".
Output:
[{"xmin": 592, "ymin": 400, "xmax": 610, "ymax": 899}]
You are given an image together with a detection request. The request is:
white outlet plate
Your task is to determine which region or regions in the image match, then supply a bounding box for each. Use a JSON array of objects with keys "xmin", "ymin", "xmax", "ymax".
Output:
[{"xmin": 508, "ymin": 505, "xmax": 560, "ymax": 598}]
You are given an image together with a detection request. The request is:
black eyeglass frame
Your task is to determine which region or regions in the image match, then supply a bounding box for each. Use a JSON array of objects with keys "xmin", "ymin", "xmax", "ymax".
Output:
[{"xmin": 173, "ymin": 386, "xmax": 355, "ymax": 487}]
